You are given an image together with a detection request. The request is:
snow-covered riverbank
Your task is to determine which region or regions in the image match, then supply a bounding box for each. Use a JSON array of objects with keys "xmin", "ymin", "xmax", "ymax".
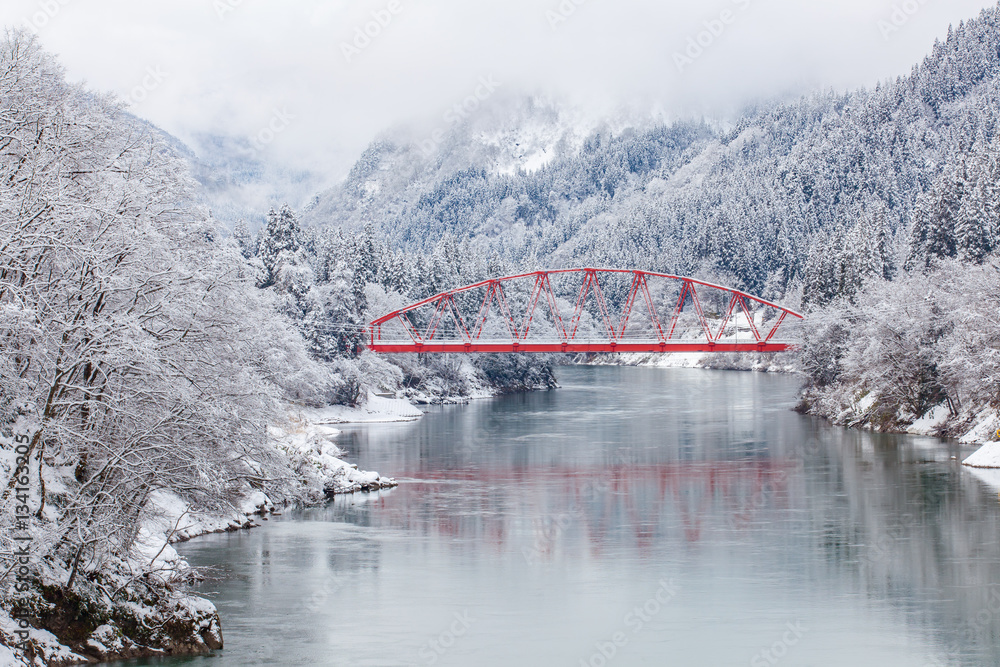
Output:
[
  {"xmin": 577, "ymin": 350, "xmax": 797, "ymax": 375},
  {"xmin": 0, "ymin": 396, "xmax": 411, "ymax": 667},
  {"xmin": 594, "ymin": 354, "xmax": 1000, "ymax": 471},
  {"xmin": 797, "ymin": 383, "xmax": 1000, "ymax": 469},
  {"xmin": 298, "ymin": 393, "xmax": 424, "ymax": 425}
]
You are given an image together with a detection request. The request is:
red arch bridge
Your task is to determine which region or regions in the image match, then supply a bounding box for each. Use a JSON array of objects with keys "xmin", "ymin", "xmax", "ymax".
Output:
[{"xmin": 366, "ymin": 268, "xmax": 803, "ymax": 354}]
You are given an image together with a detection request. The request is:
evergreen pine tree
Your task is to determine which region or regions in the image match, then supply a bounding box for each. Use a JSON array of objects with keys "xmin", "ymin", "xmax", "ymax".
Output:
[
  {"xmin": 956, "ymin": 151, "xmax": 997, "ymax": 263},
  {"xmin": 856, "ymin": 210, "xmax": 893, "ymax": 281},
  {"xmin": 232, "ymin": 219, "xmax": 255, "ymax": 260},
  {"xmin": 257, "ymin": 205, "xmax": 304, "ymax": 288},
  {"xmin": 907, "ymin": 172, "xmax": 960, "ymax": 269}
]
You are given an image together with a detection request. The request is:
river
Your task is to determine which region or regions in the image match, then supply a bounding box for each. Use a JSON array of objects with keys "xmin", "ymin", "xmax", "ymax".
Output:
[{"xmin": 118, "ymin": 366, "xmax": 1000, "ymax": 666}]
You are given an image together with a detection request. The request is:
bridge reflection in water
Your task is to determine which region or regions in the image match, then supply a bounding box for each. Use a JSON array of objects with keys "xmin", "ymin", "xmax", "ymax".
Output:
[
  {"xmin": 360, "ymin": 461, "xmax": 796, "ymax": 557},
  {"xmin": 157, "ymin": 368, "xmax": 1000, "ymax": 667},
  {"xmin": 326, "ymin": 367, "xmax": 1000, "ymax": 665}
]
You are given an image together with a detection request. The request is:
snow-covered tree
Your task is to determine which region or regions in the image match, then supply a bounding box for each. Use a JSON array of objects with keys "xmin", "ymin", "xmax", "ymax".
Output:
[
  {"xmin": 257, "ymin": 205, "xmax": 305, "ymax": 288},
  {"xmin": 232, "ymin": 218, "xmax": 256, "ymax": 259},
  {"xmin": 0, "ymin": 31, "xmax": 326, "ymax": 607}
]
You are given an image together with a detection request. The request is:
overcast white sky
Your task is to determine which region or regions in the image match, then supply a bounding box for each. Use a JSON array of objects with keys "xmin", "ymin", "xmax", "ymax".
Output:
[{"xmin": 3, "ymin": 0, "xmax": 996, "ymax": 180}]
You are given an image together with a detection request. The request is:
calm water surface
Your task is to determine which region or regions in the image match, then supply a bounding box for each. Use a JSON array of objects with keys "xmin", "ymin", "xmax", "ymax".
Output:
[{"xmin": 121, "ymin": 366, "xmax": 1000, "ymax": 666}]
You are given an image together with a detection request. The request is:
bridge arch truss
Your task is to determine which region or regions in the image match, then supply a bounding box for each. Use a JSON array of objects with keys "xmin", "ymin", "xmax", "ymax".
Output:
[{"xmin": 367, "ymin": 268, "xmax": 803, "ymax": 354}]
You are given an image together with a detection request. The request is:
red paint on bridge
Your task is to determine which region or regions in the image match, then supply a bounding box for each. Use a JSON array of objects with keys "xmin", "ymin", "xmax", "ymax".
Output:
[{"xmin": 367, "ymin": 268, "xmax": 803, "ymax": 354}]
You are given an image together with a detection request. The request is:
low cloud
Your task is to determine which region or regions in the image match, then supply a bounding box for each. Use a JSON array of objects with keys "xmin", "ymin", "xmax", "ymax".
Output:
[{"xmin": 3, "ymin": 0, "xmax": 994, "ymax": 178}]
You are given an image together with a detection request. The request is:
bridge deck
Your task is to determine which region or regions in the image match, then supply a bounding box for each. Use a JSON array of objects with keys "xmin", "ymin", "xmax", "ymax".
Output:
[{"xmin": 366, "ymin": 340, "xmax": 795, "ymax": 354}]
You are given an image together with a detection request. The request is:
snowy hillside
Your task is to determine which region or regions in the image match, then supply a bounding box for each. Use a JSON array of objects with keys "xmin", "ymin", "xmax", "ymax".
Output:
[
  {"xmin": 290, "ymin": 5, "xmax": 1000, "ymax": 457},
  {"xmin": 302, "ymin": 8, "xmax": 1000, "ymax": 300}
]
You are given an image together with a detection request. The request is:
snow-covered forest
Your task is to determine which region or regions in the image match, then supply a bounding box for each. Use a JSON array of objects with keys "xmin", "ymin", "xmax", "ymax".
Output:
[
  {"xmin": 7, "ymin": 1, "xmax": 1000, "ymax": 663},
  {"xmin": 0, "ymin": 27, "xmax": 558, "ymax": 663},
  {"xmin": 303, "ymin": 10, "xmax": 1000, "ymax": 301},
  {"xmin": 237, "ymin": 205, "xmax": 556, "ymax": 402},
  {"xmin": 299, "ymin": 4, "xmax": 1000, "ymax": 440},
  {"xmin": 0, "ymin": 30, "xmax": 394, "ymax": 663},
  {"xmin": 798, "ymin": 145, "xmax": 1000, "ymax": 440}
]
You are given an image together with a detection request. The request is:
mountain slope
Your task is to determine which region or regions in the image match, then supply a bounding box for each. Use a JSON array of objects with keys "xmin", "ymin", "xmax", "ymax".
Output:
[{"xmin": 303, "ymin": 4, "xmax": 1000, "ymax": 297}]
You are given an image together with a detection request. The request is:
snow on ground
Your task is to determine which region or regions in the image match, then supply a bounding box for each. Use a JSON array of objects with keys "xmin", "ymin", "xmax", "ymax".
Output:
[
  {"xmin": 960, "ymin": 409, "xmax": 1000, "ymax": 444},
  {"xmin": 0, "ymin": 642, "xmax": 17, "ymax": 667},
  {"xmin": 964, "ymin": 443, "xmax": 1000, "ymax": 468},
  {"xmin": 853, "ymin": 391, "xmax": 878, "ymax": 416},
  {"xmin": 264, "ymin": 398, "xmax": 407, "ymax": 504},
  {"xmin": 135, "ymin": 397, "xmax": 405, "ymax": 557},
  {"xmin": 906, "ymin": 404, "xmax": 952, "ymax": 435},
  {"xmin": 405, "ymin": 384, "xmax": 496, "ymax": 405},
  {"xmin": 301, "ymin": 392, "xmax": 424, "ymax": 424},
  {"xmin": 112, "ymin": 397, "xmax": 406, "ymax": 660},
  {"xmin": 270, "ymin": 408, "xmax": 398, "ymax": 496},
  {"xmin": 614, "ymin": 352, "xmax": 706, "ymax": 368},
  {"xmin": 948, "ymin": 409, "xmax": 1000, "ymax": 468},
  {"xmin": 135, "ymin": 488, "xmax": 264, "ymax": 581},
  {"xmin": 0, "ymin": 610, "xmax": 88, "ymax": 666}
]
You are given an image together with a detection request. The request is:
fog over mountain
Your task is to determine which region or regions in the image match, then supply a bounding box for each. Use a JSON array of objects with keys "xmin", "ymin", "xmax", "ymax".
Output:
[
  {"xmin": 1, "ymin": 0, "xmax": 996, "ymax": 207},
  {"xmin": 301, "ymin": 8, "xmax": 999, "ymax": 296}
]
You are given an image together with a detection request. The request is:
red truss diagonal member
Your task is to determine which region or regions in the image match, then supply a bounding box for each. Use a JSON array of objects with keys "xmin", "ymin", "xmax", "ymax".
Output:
[
  {"xmin": 588, "ymin": 271, "xmax": 616, "ymax": 340},
  {"xmin": 446, "ymin": 295, "xmax": 473, "ymax": 343},
  {"xmin": 397, "ymin": 312, "xmax": 422, "ymax": 344},
  {"xmin": 764, "ymin": 311, "xmax": 789, "ymax": 343},
  {"xmin": 666, "ymin": 281, "xmax": 714, "ymax": 344},
  {"xmin": 665, "ymin": 281, "xmax": 688, "ymax": 341},
  {"xmin": 714, "ymin": 293, "xmax": 741, "ymax": 343},
  {"xmin": 616, "ymin": 273, "xmax": 643, "ymax": 341},
  {"xmin": 569, "ymin": 270, "xmax": 616, "ymax": 341},
  {"xmin": 638, "ymin": 273, "xmax": 666, "ymax": 342},
  {"xmin": 687, "ymin": 282, "xmax": 714, "ymax": 343},
  {"xmin": 541, "ymin": 273, "xmax": 568, "ymax": 341},
  {"xmin": 520, "ymin": 272, "xmax": 567, "ymax": 342},
  {"xmin": 424, "ymin": 294, "xmax": 472, "ymax": 343},
  {"xmin": 366, "ymin": 268, "xmax": 804, "ymax": 354},
  {"xmin": 737, "ymin": 295, "xmax": 762, "ymax": 343},
  {"xmin": 474, "ymin": 280, "xmax": 520, "ymax": 341},
  {"xmin": 423, "ymin": 296, "xmax": 449, "ymax": 341}
]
